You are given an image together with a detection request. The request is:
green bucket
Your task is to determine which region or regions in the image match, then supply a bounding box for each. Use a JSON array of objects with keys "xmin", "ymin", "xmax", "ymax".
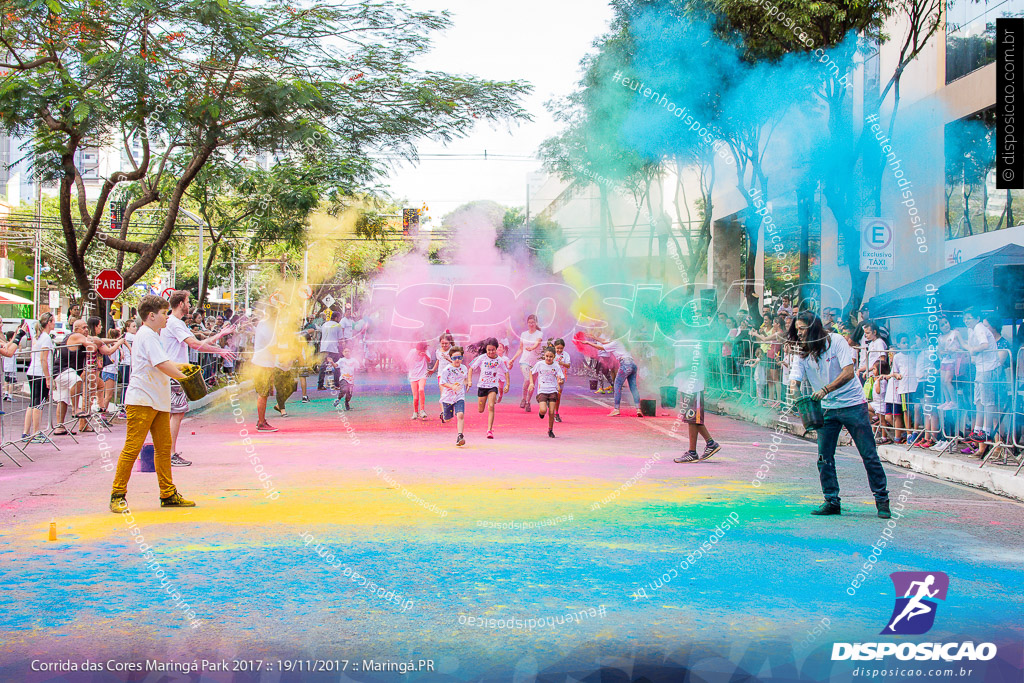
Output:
[
  {"xmin": 178, "ymin": 364, "xmax": 208, "ymax": 401},
  {"xmin": 794, "ymin": 395, "xmax": 824, "ymax": 430}
]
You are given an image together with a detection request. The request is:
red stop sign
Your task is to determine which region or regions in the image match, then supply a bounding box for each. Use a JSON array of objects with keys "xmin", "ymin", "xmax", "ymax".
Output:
[{"xmin": 94, "ymin": 269, "xmax": 124, "ymax": 300}]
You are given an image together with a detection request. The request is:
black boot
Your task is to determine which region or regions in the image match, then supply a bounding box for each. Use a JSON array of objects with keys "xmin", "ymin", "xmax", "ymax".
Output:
[
  {"xmin": 876, "ymin": 500, "xmax": 891, "ymax": 519},
  {"xmin": 811, "ymin": 501, "xmax": 841, "ymax": 516}
]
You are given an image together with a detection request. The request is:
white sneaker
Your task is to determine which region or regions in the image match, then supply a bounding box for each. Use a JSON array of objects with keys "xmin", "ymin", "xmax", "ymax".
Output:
[
  {"xmin": 930, "ymin": 440, "xmax": 948, "ymax": 451},
  {"xmin": 91, "ymin": 398, "xmax": 101, "ymax": 413},
  {"xmin": 418, "ymin": 410, "xmax": 428, "ymax": 420},
  {"xmin": 106, "ymin": 402, "xmax": 119, "ymax": 414},
  {"xmin": 411, "ymin": 412, "xmax": 420, "ymax": 420}
]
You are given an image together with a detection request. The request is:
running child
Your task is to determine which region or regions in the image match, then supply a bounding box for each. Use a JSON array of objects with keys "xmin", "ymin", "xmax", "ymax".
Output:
[
  {"xmin": 469, "ymin": 337, "xmax": 503, "ymax": 439},
  {"xmin": 438, "ymin": 346, "xmax": 470, "ymax": 446},
  {"xmin": 528, "ymin": 346, "xmax": 565, "ymax": 438},
  {"xmin": 431, "ymin": 332, "xmax": 454, "ymax": 422},
  {"xmin": 332, "ymin": 347, "xmax": 360, "ymax": 410},
  {"xmin": 553, "ymin": 338, "xmax": 570, "ymax": 422},
  {"xmin": 406, "ymin": 341, "xmax": 430, "ymax": 420},
  {"xmin": 496, "ymin": 341, "xmax": 520, "ymax": 403}
]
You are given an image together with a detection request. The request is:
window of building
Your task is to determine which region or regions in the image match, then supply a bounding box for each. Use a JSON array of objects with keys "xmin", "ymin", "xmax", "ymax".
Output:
[
  {"xmin": 946, "ymin": 0, "xmax": 1024, "ymax": 83},
  {"xmin": 945, "ymin": 106, "xmax": 1024, "ymax": 238}
]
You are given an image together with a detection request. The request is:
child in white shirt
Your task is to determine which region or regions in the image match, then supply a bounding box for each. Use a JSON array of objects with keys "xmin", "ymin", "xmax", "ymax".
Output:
[
  {"xmin": 331, "ymin": 347, "xmax": 360, "ymax": 411},
  {"xmin": 527, "ymin": 346, "xmax": 565, "ymax": 438},
  {"xmin": 438, "ymin": 346, "xmax": 470, "ymax": 446}
]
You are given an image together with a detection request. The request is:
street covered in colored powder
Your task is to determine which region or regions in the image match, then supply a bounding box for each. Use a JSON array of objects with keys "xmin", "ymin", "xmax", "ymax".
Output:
[
  {"xmin": 4, "ymin": 0, "xmax": 1024, "ymax": 679},
  {"xmin": 1, "ymin": 375, "xmax": 1022, "ymax": 680}
]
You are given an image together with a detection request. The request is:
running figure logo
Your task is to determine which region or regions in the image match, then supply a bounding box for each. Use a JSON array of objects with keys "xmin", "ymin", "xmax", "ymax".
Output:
[{"xmin": 881, "ymin": 571, "xmax": 949, "ymax": 635}]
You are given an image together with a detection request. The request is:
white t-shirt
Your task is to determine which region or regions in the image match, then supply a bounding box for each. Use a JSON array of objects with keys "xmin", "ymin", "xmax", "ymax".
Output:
[
  {"xmin": 860, "ymin": 338, "xmax": 887, "ymax": 374},
  {"xmin": 336, "ymin": 357, "xmax": 358, "ymax": 384},
  {"xmin": 531, "ymin": 359, "xmax": 565, "ymax": 394},
  {"xmin": 339, "ymin": 317, "xmax": 355, "ymax": 341},
  {"xmin": 124, "ymin": 325, "xmax": 172, "ymax": 411},
  {"xmin": 968, "ymin": 322, "xmax": 999, "ymax": 372},
  {"xmin": 438, "ymin": 364, "xmax": 469, "ymax": 404},
  {"xmin": 603, "ymin": 339, "xmax": 633, "ymax": 363},
  {"xmin": 120, "ymin": 333, "xmax": 135, "ymax": 366},
  {"xmin": 555, "ymin": 349, "xmax": 571, "ymax": 369},
  {"xmin": 883, "ymin": 361, "xmax": 898, "ymax": 403},
  {"xmin": 471, "ymin": 353, "xmax": 504, "ymax": 388},
  {"xmin": 789, "ymin": 333, "xmax": 866, "ymax": 410},
  {"xmin": 320, "ymin": 320, "xmax": 341, "ymax": 353},
  {"xmin": 406, "ymin": 348, "xmax": 429, "ymax": 382},
  {"xmin": 160, "ymin": 315, "xmax": 194, "ymax": 365},
  {"xmin": 519, "ymin": 329, "xmax": 544, "ymax": 366},
  {"xmin": 754, "ymin": 359, "xmax": 767, "ymax": 384},
  {"xmin": 28, "ymin": 332, "xmax": 54, "ymax": 377},
  {"xmin": 892, "ymin": 351, "xmax": 913, "ymax": 395},
  {"xmin": 251, "ymin": 319, "xmax": 276, "ymax": 368},
  {"xmin": 673, "ymin": 342, "xmax": 705, "ymax": 394},
  {"xmin": 435, "ymin": 347, "xmax": 452, "ymax": 376},
  {"xmin": 3, "ymin": 352, "xmax": 16, "ymax": 374}
]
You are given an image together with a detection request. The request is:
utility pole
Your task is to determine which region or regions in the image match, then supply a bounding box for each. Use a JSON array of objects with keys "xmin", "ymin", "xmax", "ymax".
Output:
[
  {"xmin": 197, "ymin": 220, "xmax": 204, "ymax": 303},
  {"xmin": 32, "ymin": 180, "xmax": 41, "ymax": 318},
  {"xmin": 525, "ymin": 182, "xmax": 530, "ymax": 236},
  {"xmin": 244, "ymin": 266, "xmax": 251, "ymax": 314}
]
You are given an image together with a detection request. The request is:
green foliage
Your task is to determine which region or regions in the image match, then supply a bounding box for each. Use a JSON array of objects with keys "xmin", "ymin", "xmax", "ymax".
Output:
[
  {"xmin": 498, "ymin": 206, "xmax": 564, "ymax": 269},
  {"xmin": 0, "ymin": 0, "xmax": 531, "ymax": 301}
]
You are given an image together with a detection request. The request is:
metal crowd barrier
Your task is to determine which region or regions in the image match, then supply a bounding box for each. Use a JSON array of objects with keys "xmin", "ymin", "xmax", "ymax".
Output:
[
  {"xmin": 703, "ymin": 338, "xmax": 789, "ymax": 408},
  {"xmin": 701, "ymin": 334, "xmax": 1021, "ymax": 477},
  {"xmin": 0, "ymin": 341, "xmax": 244, "ymax": 468}
]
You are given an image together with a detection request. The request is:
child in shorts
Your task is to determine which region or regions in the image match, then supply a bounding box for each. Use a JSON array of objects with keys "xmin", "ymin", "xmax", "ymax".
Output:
[
  {"xmin": 332, "ymin": 347, "xmax": 359, "ymax": 410},
  {"xmin": 438, "ymin": 346, "xmax": 470, "ymax": 446},
  {"xmin": 496, "ymin": 341, "xmax": 521, "ymax": 404},
  {"xmin": 527, "ymin": 346, "xmax": 565, "ymax": 438},
  {"xmin": 469, "ymin": 338, "xmax": 503, "ymax": 439},
  {"xmin": 3, "ymin": 331, "xmax": 17, "ymax": 401}
]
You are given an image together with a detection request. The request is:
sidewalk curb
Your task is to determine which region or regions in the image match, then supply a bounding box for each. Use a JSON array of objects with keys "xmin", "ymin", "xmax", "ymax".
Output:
[
  {"xmin": 187, "ymin": 380, "xmax": 252, "ymax": 415},
  {"xmin": 876, "ymin": 445, "xmax": 1024, "ymax": 503},
  {"xmin": 709, "ymin": 395, "xmax": 1024, "ymax": 502}
]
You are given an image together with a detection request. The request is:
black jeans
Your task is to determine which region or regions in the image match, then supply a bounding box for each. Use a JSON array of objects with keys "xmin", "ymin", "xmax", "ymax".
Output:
[
  {"xmin": 318, "ymin": 352, "xmax": 342, "ymax": 388},
  {"xmin": 816, "ymin": 403, "xmax": 889, "ymax": 505},
  {"xmin": 337, "ymin": 379, "xmax": 353, "ymax": 406}
]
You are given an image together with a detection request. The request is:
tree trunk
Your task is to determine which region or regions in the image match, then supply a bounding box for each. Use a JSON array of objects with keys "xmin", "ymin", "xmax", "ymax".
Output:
[
  {"xmin": 798, "ymin": 183, "xmax": 812, "ymax": 298},
  {"xmin": 962, "ymin": 184, "xmax": 972, "ymax": 236},
  {"xmin": 982, "ymin": 180, "xmax": 989, "ymax": 232},
  {"xmin": 598, "ymin": 185, "xmax": 609, "ymax": 260},
  {"xmin": 645, "ymin": 180, "xmax": 655, "ymax": 281}
]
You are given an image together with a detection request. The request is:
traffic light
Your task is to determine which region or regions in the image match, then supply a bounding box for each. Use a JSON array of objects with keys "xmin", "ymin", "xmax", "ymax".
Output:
[
  {"xmin": 110, "ymin": 201, "xmax": 125, "ymax": 232},
  {"xmin": 403, "ymin": 208, "xmax": 420, "ymax": 236}
]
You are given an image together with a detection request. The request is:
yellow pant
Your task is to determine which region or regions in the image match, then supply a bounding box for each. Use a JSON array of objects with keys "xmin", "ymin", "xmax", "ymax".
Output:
[{"xmin": 111, "ymin": 405, "xmax": 176, "ymax": 499}]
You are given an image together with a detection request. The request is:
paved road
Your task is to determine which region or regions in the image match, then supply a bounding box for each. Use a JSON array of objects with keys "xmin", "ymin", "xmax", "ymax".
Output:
[{"xmin": 1, "ymin": 374, "xmax": 1021, "ymax": 681}]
